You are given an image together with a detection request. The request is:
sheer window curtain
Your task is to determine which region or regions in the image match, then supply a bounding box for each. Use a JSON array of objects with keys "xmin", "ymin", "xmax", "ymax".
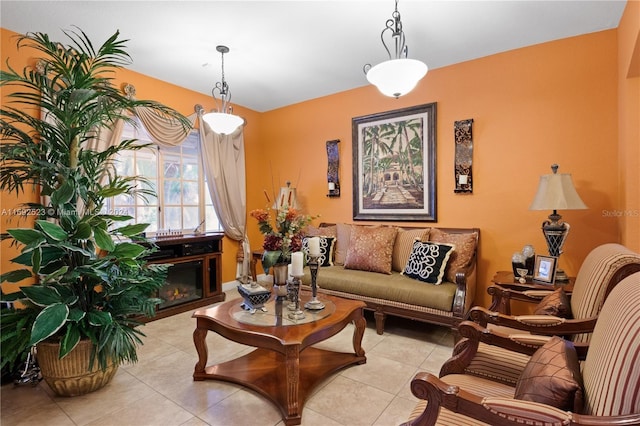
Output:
[
  {"xmin": 196, "ymin": 106, "xmax": 250, "ymax": 283},
  {"xmin": 53, "ymin": 87, "xmax": 251, "ymax": 284}
]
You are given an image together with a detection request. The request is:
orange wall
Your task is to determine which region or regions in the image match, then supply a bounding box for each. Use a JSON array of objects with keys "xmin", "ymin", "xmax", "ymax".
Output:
[
  {"xmin": 2, "ymin": 20, "xmax": 636, "ymax": 309},
  {"xmin": 617, "ymin": 0, "xmax": 640, "ymax": 251},
  {"xmin": 0, "ymin": 28, "xmax": 260, "ymax": 286},
  {"xmin": 1, "ymin": 29, "xmax": 37, "ymax": 292},
  {"xmin": 253, "ymin": 29, "xmax": 621, "ymax": 308}
]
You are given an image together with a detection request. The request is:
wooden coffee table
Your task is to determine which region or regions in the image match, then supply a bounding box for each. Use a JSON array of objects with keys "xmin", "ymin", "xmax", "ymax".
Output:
[{"xmin": 192, "ymin": 293, "xmax": 367, "ymax": 425}]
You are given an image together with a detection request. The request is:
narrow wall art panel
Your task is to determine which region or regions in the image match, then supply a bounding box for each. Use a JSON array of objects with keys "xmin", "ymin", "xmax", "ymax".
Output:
[
  {"xmin": 454, "ymin": 119, "xmax": 474, "ymax": 193},
  {"xmin": 326, "ymin": 139, "xmax": 340, "ymax": 197}
]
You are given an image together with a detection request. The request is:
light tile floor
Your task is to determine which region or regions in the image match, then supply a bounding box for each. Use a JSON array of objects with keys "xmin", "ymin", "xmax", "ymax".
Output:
[{"xmin": 0, "ymin": 290, "xmax": 455, "ymax": 426}]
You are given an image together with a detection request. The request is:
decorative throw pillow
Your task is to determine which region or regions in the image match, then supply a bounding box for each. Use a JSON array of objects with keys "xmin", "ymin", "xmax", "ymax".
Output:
[
  {"xmin": 392, "ymin": 228, "xmax": 431, "ymax": 272},
  {"xmin": 402, "ymin": 241, "xmax": 455, "ymax": 285},
  {"xmin": 429, "ymin": 228, "xmax": 477, "ymax": 283},
  {"xmin": 344, "ymin": 225, "xmax": 398, "ymax": 274},
  {"xmin": 302, "ymin": 236, "xmax": 335, "ymax": 267},
  {"xmin": 534, "ymin": 287, "xmax": 572, "ymax": 318},
  {"xmin": 515, "ymin": 336, "xmax": 584, "ymax": 413},
  {"xmin": 333, "ymin": 223, "xmax": 352, "ymax": 266},
  {"xmin": 304, "ymin": 224, "xmax": 337, "ymax": 238}
]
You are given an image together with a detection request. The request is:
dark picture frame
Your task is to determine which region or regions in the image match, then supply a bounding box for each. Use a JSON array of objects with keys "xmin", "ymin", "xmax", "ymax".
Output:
[
  {"xmin": 352, "ymin": 103, "xmax": 437, "ymax": 221},
  {"xmin": 533, "ymin": 255, "xmax": 557, "ymax": 285}
]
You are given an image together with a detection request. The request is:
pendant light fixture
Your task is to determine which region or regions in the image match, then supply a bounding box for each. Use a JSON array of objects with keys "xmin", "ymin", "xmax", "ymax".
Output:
[
  {"xmin": 202, "ymin": 45, "xmax": 244, "ymax": 135},
  {"xmin": 363, "ymin": 0, "xmax": 428, "ymax": 98}
]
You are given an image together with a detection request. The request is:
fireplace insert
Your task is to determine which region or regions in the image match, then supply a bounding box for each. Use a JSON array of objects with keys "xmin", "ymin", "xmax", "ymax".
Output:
[{"xmin": 157, "ymin": 259, "xmax": 203, "ymax": 309}]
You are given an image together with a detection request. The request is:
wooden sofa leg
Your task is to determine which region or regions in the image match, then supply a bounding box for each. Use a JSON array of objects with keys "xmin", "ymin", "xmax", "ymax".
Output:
[{"xmin": 374, "ymin": 310, "xmax": 386, "ymax": 335}]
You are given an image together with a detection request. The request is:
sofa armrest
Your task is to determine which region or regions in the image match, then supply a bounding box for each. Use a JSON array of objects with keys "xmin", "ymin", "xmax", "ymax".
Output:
[
  {"xmin": 452, "ymin": 252, "xmax": 477, "ymax": 319},
  {"xmin": 448, "ymin": 227, "xmax": 480, "ymax": 320}
]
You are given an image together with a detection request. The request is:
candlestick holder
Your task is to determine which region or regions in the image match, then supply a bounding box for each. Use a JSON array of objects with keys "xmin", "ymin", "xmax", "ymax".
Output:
[
  {"xmin": 304, "ymin": 254, "xmax": 325, "ymax": 310},
  {"xmin": 287, "ymin": 275, "xmax": 305, "ymax": 320},
  {"xmin": 286, "ymin": 278, "xmax": 296, "ymax": 311},
  {"xmin": 272, "ymin": 263, "xmax": 289, "ymax": 302}
]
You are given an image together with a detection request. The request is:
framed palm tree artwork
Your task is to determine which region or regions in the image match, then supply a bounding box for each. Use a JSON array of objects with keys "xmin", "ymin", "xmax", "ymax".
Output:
[{"xmin": 352, "ymin": 103, "xmax": 437, "ymax": 221}]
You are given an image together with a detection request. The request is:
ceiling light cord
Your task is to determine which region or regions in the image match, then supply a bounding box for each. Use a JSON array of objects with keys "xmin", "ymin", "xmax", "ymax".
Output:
[
  {"xmin": 212, "ymin": 45, "xmax": 232, "ymax": 114},
  {"xmin": 384, "ymin": 0, "xmax": 407, "ymax": 60},
  {"xmin": 202, "ymin": 45, "xmax": 244, "ymax": 135}
]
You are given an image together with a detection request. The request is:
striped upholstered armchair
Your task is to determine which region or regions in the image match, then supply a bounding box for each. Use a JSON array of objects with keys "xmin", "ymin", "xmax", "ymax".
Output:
[
  {"xmin": 402, "ymin": 271, "xmax": 640, "ymax": 425},
  {"xmin": 440, "ymin": 243, "xmax": 640, "ymax": 385}
]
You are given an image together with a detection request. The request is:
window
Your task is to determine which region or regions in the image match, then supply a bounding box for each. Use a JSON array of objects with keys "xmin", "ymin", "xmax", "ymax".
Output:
[{"xmin": 109, "ymin": 119, "xmax": 222, "ymax": 234}]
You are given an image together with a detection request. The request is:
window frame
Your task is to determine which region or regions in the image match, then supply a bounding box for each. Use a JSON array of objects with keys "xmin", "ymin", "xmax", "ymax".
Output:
[{"xmin": 108, "ymin": 119, "xmax": 221, "ymax": 235}]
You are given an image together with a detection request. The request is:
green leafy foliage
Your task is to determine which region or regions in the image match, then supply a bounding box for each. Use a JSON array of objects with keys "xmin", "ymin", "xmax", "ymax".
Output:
[{"xmin": 0, "ymin": 28, "xmax": 188, "ymax": 372}]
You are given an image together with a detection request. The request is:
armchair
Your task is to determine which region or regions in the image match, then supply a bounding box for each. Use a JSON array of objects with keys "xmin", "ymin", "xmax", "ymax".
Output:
[
  {"xmin": 441, "ymin": 243, "xmax": 640, "ymax": 385},
  {"xmin": 403, "ymin": 272, "xmax": 640, "ymax": 426}
]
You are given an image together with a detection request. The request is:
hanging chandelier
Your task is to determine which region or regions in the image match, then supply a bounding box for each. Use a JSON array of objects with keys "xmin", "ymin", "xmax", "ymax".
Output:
[
  {"xmin": 202, "ymin": 45, "xmax": 244, "ymax": 135},
  {"xmin": 363, "ymin": 0, "xmax": 428, "ymax": 98}
]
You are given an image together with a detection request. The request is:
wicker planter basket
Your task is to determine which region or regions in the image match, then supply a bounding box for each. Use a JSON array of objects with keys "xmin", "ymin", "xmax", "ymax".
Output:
[{"xmin": 37, "ymin": 339, "xmax": 118, "ymax": 397}]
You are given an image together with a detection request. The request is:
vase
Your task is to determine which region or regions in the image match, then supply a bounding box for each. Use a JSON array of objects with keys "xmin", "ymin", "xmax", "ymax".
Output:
[
  {"xmin": 37, "ymin": 339, "xmax": 118, "ymax": 397},
  {"xmin": 272, "ymin": 263, "xmax": 289, "ymax": 299}
]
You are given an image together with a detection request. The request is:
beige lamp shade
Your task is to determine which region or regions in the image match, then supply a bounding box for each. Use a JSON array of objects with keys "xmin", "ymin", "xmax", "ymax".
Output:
[{"xmin": 529, "ymin": 166, "xmax": 587, "ymax": 211}]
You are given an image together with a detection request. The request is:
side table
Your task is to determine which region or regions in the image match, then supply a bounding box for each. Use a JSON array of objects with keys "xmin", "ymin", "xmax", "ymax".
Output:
[
  {"xmin": 488, "ymin": 271, "xmax": 575, "ymax": 315},
  {"xmin": 250, "ymin": 249, "xmax": 264, "ymax": 281}
]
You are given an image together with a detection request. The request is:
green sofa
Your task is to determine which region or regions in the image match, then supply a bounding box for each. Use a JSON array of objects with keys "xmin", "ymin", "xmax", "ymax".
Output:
[{"xmin": 300, "ymin": 224, "xmax": 480, "ymax": 335}]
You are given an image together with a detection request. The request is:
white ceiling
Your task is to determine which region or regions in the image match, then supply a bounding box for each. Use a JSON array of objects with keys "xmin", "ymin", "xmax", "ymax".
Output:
[{"xmin": 0, "ymin": 1, "xmax": 627, "ymax": 112}]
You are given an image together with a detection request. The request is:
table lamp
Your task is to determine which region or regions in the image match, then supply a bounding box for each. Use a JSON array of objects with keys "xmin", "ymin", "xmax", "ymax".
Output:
[{"xmin": 529, "ymin": 164, "xmax": 587, "ymax": 282}]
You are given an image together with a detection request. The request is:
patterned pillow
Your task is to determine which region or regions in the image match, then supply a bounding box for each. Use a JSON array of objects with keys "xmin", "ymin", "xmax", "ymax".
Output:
[
  {"xmin": 534, "ymin": 287, "xmax": 572, "ymax": 318},
  {"xmin": 429, "ymin": 228, "xmax": 477, "ymax": 283},
  {"xmin": 402, "ymin": 241, "xmax": 455, "ymax": 285},
  {"xmin": 301, "ymin": 236, "xmax": 336, "ymax": 267},
  {"xmin": 304, "ymin": 224, "xmax": 337, "ymax": 238},
  {"xmin": 392, "ymin": 228, "xmax": 431, "ymax": 272},
  {"xmin": 515, "ymin": 336, "xmax": 584, "ymax": 412},
  {"xmin": 344, "ymin": 225, "xmax": 398, "ymax": 274}
]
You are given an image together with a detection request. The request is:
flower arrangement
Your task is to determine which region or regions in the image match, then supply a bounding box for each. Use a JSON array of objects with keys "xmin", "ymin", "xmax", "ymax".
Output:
[{"xmin": 250, "ymin": 207, "xmax": 315, "ymax": 273}]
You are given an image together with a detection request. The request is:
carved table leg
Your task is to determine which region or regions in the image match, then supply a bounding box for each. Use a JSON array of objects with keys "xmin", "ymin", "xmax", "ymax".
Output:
[
  {"xmin": 352, "ymin": 311, "xmax": 366, "ymax": 360},
  {"xmin": 284, "ymin": 345, "xmax": 301, "ymax": 419},
  {"xmin": 193, "ymin": 325, "xmax": 208, "ymax": 380}
]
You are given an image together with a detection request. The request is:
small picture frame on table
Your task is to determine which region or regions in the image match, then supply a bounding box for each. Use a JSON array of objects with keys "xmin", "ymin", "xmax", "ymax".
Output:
[{"xmin": 532, "ymin": 255, "xmax": 557, "ymax": 285}]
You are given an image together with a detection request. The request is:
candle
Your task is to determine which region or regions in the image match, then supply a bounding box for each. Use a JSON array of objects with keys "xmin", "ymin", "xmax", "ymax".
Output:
[
  {"xmin": 328, "ymin": 182, "xmax": 335, "ymax": 191},
  {"xmin": 291, "ymin": 252, "xmax": 304, "ymax": 276},
  {"xmin": 308, "ymin": 237, "xmax": 321, "ymax": 257},
  {"xmin": 287, "ymin": 264, "xmax": 292, "ymax": 279}
]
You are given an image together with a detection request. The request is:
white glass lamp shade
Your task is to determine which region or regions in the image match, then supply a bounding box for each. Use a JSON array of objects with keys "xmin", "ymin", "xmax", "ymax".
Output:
[
  {"xmin": 529, "ymin": 173, "xmax": 587, "ymax": 211},
  {"xmin": 366, "ymin": 58, "xmax": 428, "ymax": 98},
  {"xmin": 202, "ymin": 112, "xmax": 244, "ymax": 135}
]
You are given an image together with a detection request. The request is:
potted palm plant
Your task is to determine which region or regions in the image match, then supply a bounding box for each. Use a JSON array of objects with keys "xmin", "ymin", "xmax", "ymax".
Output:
[{"xmin": 0, "ymin": 28, "xmax": 191, "ymax": 395}]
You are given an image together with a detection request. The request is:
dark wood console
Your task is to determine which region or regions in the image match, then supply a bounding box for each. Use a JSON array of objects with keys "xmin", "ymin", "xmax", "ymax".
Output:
[{"xmin": 143, "ymin": 233, "xmax": 226, "ymax": 321}]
